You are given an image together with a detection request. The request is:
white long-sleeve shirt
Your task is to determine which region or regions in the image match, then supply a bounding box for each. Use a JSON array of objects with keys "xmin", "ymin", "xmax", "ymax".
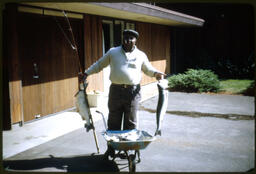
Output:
[{"xmin": 85, "ymin": 46, "xmax": 160, "ymax": 85}]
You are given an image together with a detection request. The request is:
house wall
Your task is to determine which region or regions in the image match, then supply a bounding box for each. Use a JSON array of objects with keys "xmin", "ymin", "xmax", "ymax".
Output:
[
  {"xmin": 4, "ymin": 4, "xmax": 24, "ymax": 127},
  {"xmin": 83, "ymin": 14, "xmax": 104, "ymax": 92},
  {"xmin": 3, "ymin": 4, "xmax": 171, "ymax": 128},
  {"xmin": 18, "ymin": 12, "xmax": 84, "ymax": 122},
  {"xmin": 4, "ymin": 5, "xmax": 84, "ymax": 126},
  {"xmin": 136, "ymin": 22, "xmax": 171, "ymax": 85}
]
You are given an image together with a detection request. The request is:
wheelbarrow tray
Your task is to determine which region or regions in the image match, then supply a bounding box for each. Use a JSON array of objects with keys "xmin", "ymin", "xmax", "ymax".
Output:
[
  {"xmin": 103, "ymin": 129, "xmax": 156, "ymax": 151},
  {"xmin": 109, "ymin": 139, "xmax": 155, "ymax": 151}
]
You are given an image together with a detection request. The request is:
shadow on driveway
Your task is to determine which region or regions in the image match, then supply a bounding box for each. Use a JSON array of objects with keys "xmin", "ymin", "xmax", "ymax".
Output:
[{"xmin": 3, "ymin": 154, "xmax": 119, "ymax": 172}]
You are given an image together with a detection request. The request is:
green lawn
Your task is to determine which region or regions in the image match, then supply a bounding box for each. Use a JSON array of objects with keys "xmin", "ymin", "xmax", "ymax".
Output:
[{"xmin": 219, "ymin": 79, "xmax": 254, "ymax": 94}]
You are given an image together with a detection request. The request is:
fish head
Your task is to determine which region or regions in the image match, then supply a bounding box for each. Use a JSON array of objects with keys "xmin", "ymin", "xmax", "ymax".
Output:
[
  {"xmin": 157, "ymin": 79, "xmax": 169, "ymax": 90},
  {"xmin": 83, "ymin": 81, "xmax": 89, "ymax": 90}
]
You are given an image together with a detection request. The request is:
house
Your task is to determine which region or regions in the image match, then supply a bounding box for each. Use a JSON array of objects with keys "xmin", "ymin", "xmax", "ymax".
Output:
[{"xmin": 3, "ymin": 2, "xmax": 204, "ymax": 130}]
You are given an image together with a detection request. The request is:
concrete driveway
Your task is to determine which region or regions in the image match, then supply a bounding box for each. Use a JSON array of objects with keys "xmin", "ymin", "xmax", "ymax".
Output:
[{"xmin": 3, "ymin": 92, "xmax": 255, "ymax": 172}]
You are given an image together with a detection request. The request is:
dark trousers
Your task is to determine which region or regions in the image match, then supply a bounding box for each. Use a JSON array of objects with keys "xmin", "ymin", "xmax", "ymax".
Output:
[{"xmin": 107, "ymin": 84, "xmax": 141, "ymax": 130}]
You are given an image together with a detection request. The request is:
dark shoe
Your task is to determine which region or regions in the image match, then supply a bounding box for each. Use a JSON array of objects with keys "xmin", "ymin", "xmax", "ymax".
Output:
[{"xmin": 108, "ymin": 146, "xmax": 115, "ymax": 158}]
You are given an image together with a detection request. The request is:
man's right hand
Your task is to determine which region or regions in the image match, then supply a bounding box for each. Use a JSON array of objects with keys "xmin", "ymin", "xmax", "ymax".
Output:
[{"xmin": 78, "ymin": 72, "xmax": 87, "ymax": 83}]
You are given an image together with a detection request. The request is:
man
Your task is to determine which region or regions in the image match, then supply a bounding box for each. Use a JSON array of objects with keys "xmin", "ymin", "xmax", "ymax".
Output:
[{"xmin": 80, "ymin": 29, "xmax": 164, "ymax": 156}]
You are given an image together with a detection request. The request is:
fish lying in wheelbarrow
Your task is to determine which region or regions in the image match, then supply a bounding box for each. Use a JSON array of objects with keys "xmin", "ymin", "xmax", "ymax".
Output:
[
  {"xmin": 75, "ymin": 81, "xmax": 94, "ymax": 132},
  {"xmin": 155, "ymin": 79, "xmax": 169, "ymax": 136}
]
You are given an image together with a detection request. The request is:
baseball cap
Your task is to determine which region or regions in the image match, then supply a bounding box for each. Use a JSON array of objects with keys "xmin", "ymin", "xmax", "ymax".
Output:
[{"xmin": 123, "ymin": 29, "xmax": 139, "ymax": 38}]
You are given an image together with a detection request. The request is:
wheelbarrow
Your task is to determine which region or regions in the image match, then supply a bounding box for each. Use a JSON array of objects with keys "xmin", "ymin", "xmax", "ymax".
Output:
[{"xmin": 96, "ymin": 111, "xmax": 156, "ymax": 172}]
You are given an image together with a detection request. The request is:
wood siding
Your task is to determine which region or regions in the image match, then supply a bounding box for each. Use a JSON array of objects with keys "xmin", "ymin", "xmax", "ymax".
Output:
[
  {"xmin": 83, "ymin": 14, "xmax": 104, "ymax": 92},
  {"xmin": 4, "ymin": 5, "xmax": 171, "ymax": 126},
  {"xmin": 5, "ymin": 4, "xmax": 24, "ymax": 125},
  {"xmin": 17, "ymin": 12, "xmax": 82, "ymax": 122},
  {"xmin": 136, "ymin": 22, "xmax": 171, "ymax": 85}
]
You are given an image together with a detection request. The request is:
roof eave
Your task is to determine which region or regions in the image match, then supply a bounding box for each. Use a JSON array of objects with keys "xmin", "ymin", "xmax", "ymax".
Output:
[
  {"xmin": 92, "ymin": 2, "xmax": 205, "ymax": 26},
  {"xmin": 22, "ymin": 2, "xmax": 205, "ymax": 27}
]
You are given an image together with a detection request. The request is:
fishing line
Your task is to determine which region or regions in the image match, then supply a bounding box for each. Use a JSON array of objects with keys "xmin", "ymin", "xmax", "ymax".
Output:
[
  {"xmin": 54, "ymin": 16, "xmax": 75, "ymax": 50},
  {"xmin": 61, "ymin": 10, "xmax": 83, "ymax": 73},
  {"xmin": 53, "ymin": 6, "xmax": 83, "ymax": 73}
]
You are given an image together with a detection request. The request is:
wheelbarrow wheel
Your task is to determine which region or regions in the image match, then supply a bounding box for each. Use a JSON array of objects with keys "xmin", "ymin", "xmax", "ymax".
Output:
[
  {"xmin": 128, "ymin": 154, "xmax": 136, "ymax": 172},
  {"xmin": 103, "ymin": 145, "xmax": 115, "ymax": 161}
]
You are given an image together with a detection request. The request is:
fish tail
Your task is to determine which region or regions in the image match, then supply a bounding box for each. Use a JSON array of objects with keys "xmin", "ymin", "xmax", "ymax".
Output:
[
  {"xmin": 154, "ymin": 129, "xmax": 162, "ymax": 136},
  {"xmin": 85, "ymin": 123, "xmax": 94, "ymax": 132}
]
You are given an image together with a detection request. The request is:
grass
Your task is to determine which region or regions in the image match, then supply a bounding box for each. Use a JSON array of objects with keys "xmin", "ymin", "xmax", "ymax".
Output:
[{"xmin": 219, "ymin": 79, "xmax": 254, "ymax": 95}]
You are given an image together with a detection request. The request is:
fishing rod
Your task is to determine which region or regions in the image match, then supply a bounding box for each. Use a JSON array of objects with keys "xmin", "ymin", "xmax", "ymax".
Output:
[
  {"xmin": 53, "ymin": 12, "xmax": 82, "ymax": 73},
  {"xmin": 61, "ymin": 11, "xmax": 83, "ymax": 73},
  {"xmin": 54, "ymin": 9, "xmax": 100, "ymax": 154}
]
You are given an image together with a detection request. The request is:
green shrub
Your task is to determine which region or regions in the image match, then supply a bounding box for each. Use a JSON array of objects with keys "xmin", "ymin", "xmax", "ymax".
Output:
[
  {"xmin": 168, "ymin": 69, "xmax": 220, "ymax": 93},
  {"xmin": 241, "ymin": 81, "xmax": 255, "ymax": 96}
]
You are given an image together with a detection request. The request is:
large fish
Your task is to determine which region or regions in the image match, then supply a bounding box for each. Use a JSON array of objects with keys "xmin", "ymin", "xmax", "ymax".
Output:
[
  {"xmin": 75, "ymin": 81, "xmax": 94, "ymax": 132},
  {"xmin": 155, "ymin": 79, "xmax": 169, "ymax": 136}
]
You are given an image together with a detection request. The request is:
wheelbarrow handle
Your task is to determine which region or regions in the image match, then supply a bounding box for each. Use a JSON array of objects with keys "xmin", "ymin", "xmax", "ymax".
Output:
[{"xmin": 96, "ymin": 110, "xmax": 108, "ymax": 131}]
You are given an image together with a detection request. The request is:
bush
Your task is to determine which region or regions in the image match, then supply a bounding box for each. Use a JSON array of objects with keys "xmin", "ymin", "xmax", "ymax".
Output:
[
  {"xmin": 168, "ymin": 69, "xmax": 220, "ymax": 93},
  {"xmin": 241, "ymin": 81, "xmax": 255, "ymax": 96}
]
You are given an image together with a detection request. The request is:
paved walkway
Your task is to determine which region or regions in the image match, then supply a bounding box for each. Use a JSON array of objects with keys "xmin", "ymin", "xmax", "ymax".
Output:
[
  {"xmin": 141, "ymin": 92, "xmax": 254, "ymax": 119},
  {"xmin": 2, "ymin": 92, "xmax": 255, "ymax": 172}
]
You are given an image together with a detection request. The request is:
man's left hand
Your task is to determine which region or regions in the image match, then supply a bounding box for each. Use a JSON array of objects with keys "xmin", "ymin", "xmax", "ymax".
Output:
[{"xmin": 154, "ymin": 72, "xmax": 165, "ymax": 81}]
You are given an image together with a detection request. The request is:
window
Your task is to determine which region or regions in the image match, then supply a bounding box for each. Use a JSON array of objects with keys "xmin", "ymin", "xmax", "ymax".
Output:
[
  {"xmin": 114, "ymin": 20, "xmax": 124, "ymax": 47},
  {"xmin": 102, "ymin": 20, "xmax": 114, "ymax": 53},
  {"xmin": 126, "ymin": 22, "xmax": 135, "ymax": 30},
  {"xmin": 102, "ymin": 19, "xmax": 135, "ymax": 53}
]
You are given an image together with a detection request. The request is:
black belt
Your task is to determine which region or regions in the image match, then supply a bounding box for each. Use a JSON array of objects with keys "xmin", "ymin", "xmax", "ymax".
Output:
[{"xmin": 112, "ymin": 83, "xmax": 140, "ymax": 89}]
